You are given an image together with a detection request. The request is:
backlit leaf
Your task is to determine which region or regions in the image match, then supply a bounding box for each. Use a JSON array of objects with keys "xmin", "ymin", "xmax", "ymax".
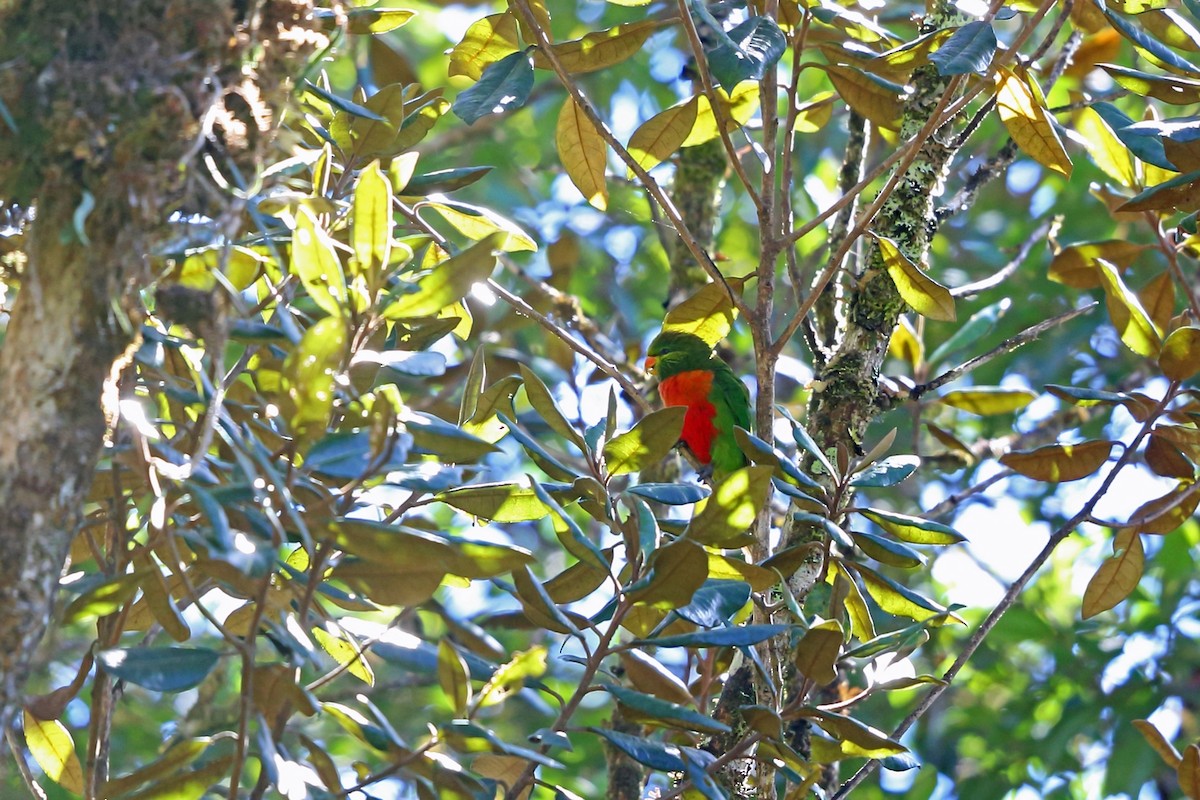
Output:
[
  {"xmin": 1159, "ymin": 326, "xmax": 1200, "ymax": 380},
  {"xmin": 23, "ymin": 712, "xmax": 83, "ymax": 794},
  {"xmin": 1048, "ymin": 240, "xmax": 1146, "ymax": 289},
  {"xmin": 438, "ymin": 640, "xmax": 471, "ymax": 715},
  {"xmin": 385, "ymin": 233, "xmax": 500, "ymax": 319},
  {"xmin": 352, "ymin": 161, "xmax": 393, "ymax": 283},
  {"xmin": 627, "ymin": 96, "xmax": 699, "ymax": 173},
  {"xmin": 1117, "ymin": 169, "xmax": 1200, "ymax": 213},
  {"xmin": 1126, "ymin": 483, "xmax": 1200, "ymax": 534},
  {"xmin": 660, "ymin": 280, "xmax": 743, "ymax": 347},
  {"xmin": 857, "ymin": 507, "xmax": 965, "ymax": 545},
  {"xmin": 848, "ymin": 563, "xmax": 950, "ymax": 623},
  {"xmin": 684, "ymin": 466, "xmax": 773, "ymax": 546},
  {"xmin": 873, "ymin": 234, "xmax": 955, "ymax": 322},
  {"xmin": 1082, "ymin": 528, "xmax": 1144, "ymax": 618},
  {"xmin": 313, "ymin": 626, "xmax": 374, "ymax": 686},
  {"xmin": 533, "ymin": 21, "xmax": 658, "ymax": 74},
  {"xmin": 281, "ymin": 315, "xmax": 348, "ymax": 437},
  {"xmin": 346, "ymin": 7, "xmax": 415, "ymax": 34},
  {"xmin": 1101, "ymin": 63, "xmax": 1200, "ymax": 105},
  {"xmin": 995, "ymin": 65, "xmax": 1072, "ymax": 177},
  {"xmin": 1073, "ymin": 106, "xmax": 1137, "ymax": 187},
  {"xmin": 439, "ymin": 481, "xmax": 552, "ymax": 522},
  {"xmin": 292, "ymin": 207, "xmax": 349, "ymax": 318},
  {"xmin": 556, "ymin": 98, "xmax": 608, "ymax": 210},
  {"xmin": 449, "ymin": 13, "xmax": 520, "ymax": 81},
  {"xmin": 939, "ymin": 386, "xmax": 1037, "ymax": 415},
  {"xmin": 1096, "ymin": 258, "xmax": 1162, "ymax": 356},
  {"xmin": 682, "ymin": 83, "xmax": 761, "ymax": 148},
  {"xmin": 797, "ymin": 708, "xmax": 907, "ymax": 758},
  {"xmin": 428, "ymin": 201, "xmax": 537, "ymax": 251},
  {"xmin": 824, "ymin": 64, "xmax": 905, "ymax": 130},
  {"xmin": 1000, "ymin": 440, "xmax": 1114, "ymax": 483},
  {"xmin": 604, "ymin": 407, "xmax": 686, "ymax": 476}
]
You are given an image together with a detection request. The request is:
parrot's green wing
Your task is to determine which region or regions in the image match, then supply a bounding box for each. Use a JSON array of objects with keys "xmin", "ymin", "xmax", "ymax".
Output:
[{"xmin": 708, "ymin": 358, "xmax": 752, "ymax": 479}]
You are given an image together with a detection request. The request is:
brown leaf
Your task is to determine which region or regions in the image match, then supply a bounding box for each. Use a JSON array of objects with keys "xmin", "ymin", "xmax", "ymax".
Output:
[
  {"xmin": 1081, "ymin": 528, "xmax": 1143, "ymax": 618},
  {"xmin": 793, "ymin": 620, "xmax": 844, "ymax": 686},
  {"xmin": 1133, "ymin": 719, "xmax": 1182, "ymax": 769},
  {"xmin": 1181, "ymin": 744, "xmax": 1200, "ymax": 800},
  {"xmin": 999, "ymin": 440, "xmax": 1114, "ymax": 483},
  {"xmin": 1145, "ymin": 432, "xmax": 1195, "ymax": 478}
]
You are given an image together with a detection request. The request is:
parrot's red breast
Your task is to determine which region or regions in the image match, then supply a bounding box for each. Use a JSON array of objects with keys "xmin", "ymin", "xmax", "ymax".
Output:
[{"xmin": 657, "ymin": 369, "xmax": 718, "ymax": 465}]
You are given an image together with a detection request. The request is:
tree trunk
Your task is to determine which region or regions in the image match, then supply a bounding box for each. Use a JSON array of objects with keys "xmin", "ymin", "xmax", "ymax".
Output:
[{"xmin": 0, "ymin": 0, "xmax": 317, "ymax": 734}]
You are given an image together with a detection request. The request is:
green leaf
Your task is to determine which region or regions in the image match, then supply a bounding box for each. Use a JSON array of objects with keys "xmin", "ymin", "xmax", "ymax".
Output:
[
  {"xmin": 927, "ymin": 298, "xmax": 1011, "ymax": 365},
  {"xmin": 518, "ymin": 363, "xmax": 587, "ymax": 449},
  {"xmin": 873, "ymin": 233, "xmax": 956, "ymax": 322},
  {"xmin": 586, "ymin": 728, "xmax": 686, "ymax": 771},
  {"xmin": 1094, "ymin": 102, "xmax": 1174, "ymax": 169},
  {"xmin": 1102, "ymin": 64, "xmax": 1200, "ymax": 105},
  {"xmin": 607, "ymin": 685, "xmax": 730, "ymax": 734},
  {"xmin": 313, "ymin": 626, "xmax": 374, "ymax": 686},
  {"xmin": 1101, "ymin": 5, "xmax": 1200, "ymax": 74},
  {"xmin": 23, "ymin": 712, "xmax": 83, "ymax": 794},
  {"xmin": 97, "ymin": 647, "xmax": 220, "ymax": 693},
  {"xmin": 776, "ymin": 406, "xmax": 836, "ymax": 477},
  {"xmin": 292, "ymin": 207, "xmax": 349, "ymax": 318},
  {"xmin": 706, "ymin": 16, "xmax": 787, "ymax": 91},
  {"xmin": 858, "ymin": 507, "xmax": 966, "ymax": 545},
  {"xmin": 529, "ymin": 477, "xmax": 609, "ymax": 570},
  {"xmin": 384, "ymin": 233, "xmax": 500, "ymax": 319},
  {"xmin": 627, "ymin": 96, "xmax": 699, "ymax": 173},
  {"xmin": 402, "ymin": 166, "xmax": 494, "ymax": 195},
  {"xmin": 604, "ymin": 407, "xmax": 687, "ymax": 475},
  {"xmin": 452, "ymin": 51, "xmax": 534, "ymax": 125},
  {"xmin": 627, "ymin": 483, "xmax": 710, "ymax": 505},
  {"xmin": 929, "ymin": 21, "xmax": 996, "ymax": 75},
  {"xmin": 404, "ymin": 410, "xmax": 500, "ymax": 462},
  {"xmin": 735, "ymin": 428, "xmax": 823, "ymax": 490},
  {"xmin": 850, "ymin": 455, "xmax": 920, "ymax": 488},
  {"xmin": 513, "ymin": 565, "xmax": 580, "ymax": 635},
  {"xmin": 62, "ymin": 570, "xmax": 144, "ymax": 624}
]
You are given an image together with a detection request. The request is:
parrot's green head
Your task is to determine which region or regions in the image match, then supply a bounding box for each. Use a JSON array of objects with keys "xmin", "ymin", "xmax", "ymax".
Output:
[{"xmin": 645, "ymin": 331, "xmax": 713, "ymax": 378}]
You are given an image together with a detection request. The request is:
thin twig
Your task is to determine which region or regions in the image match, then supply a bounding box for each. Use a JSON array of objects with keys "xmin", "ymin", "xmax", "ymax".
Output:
[
  {"xmin": 950, "ymin": 223, "xmax": 1048, "ymax": 299},
  {"xmin": 912, "ymin": 302, "xmax": 1097, "ymax": 398},
  {"xmin": 833, "ymin": 381, "xmax": 1180, "ymax": 798},
  {"xmin": 5, "ymin": 725, "xmax": 48, "ymax": 800},
  {"xmin": 508, "ymin": 0, "xmax": 751, "ymax": 318}
]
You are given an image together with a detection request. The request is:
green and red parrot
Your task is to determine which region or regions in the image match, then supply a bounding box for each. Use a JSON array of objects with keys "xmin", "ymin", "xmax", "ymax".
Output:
[{"xmin": 645, "ymin": 331, "xmax": 751, "ymax": 479}]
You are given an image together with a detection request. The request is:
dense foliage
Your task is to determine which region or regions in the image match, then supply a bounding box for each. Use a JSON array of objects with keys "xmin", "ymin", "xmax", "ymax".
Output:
[{"xmin": 3, "ymin": 0, "xmax": 1200, "ymax": 799}]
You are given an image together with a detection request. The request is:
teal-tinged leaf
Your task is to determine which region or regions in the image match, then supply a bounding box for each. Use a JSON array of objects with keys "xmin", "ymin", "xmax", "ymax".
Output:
[
  {"xmin": 850, "ymin": 529, "xmax": 925, "ymax": 569},
  {"xmin": 793, "ymin": 511, "xmax": 854, "ymax": 550},
  {"xmin": 303, "ymin": 80, "xmax": 386, "ymax": 121},
  {"xmin": 927, "ymin": 298, "xmax": 1011, "ymax": 366},
  {"xmin": 637, "ymin": 624, "xmax": 792, "ymax": 648},
  {"xmin": 858, "ymin": 507, "xmax": 966, "ymax": 545},
  {"xmin": 97, "ymin": 647, "xmax": 220, "ymax": 693},
  {"xmin": 453, "ymin": 52, "xmax": 534, "ymax": 125},
  {"xmin": 529, "ymin": 478, "xmax": 608, "ymax": 570},
  {"xmin": 1101, "ymin": 6, "xmax": 1200, "ymax": 74},
  {"xmin": 776, "ymin": 406, "xmax": 836, "ymax": 477},
  {"xmin": 627, "ymin": 483, "xmax": 710, "ymax": 504},
  {"xmin": 850, "ymin": 456, "xmax": 920, "ymax": 488},
  {"xmin": 706, "ymin": 16, "xmax": 787, "ymax": 91},
  {"xmin": 929, "ymin": 21, "xmax": 996, "ymax": 76},
  {"xmin": 607, "ymin": 685, "xmax": 731, "ymax": 734},
  {"xmin": 1093, "ymin": 102, "xmax": 1174, "ymax": 169},
  {"xmin": 586, "ymin": 728, "xmax": 686, "ymax": 771}
]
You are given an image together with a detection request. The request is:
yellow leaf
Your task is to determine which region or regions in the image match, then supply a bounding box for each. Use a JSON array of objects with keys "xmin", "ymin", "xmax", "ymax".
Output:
[
  {"xmin": 824, "ymin": 64, "xmax": 904, "ymax": 130},
  {"xmin": 682, "ymin": 83, "xmax": 761, "ymax": 148},
  {"xmin": 533, "ymin": 21, "xmax": 658, "ymax": 74},
  {"xmin": 1073, "ymin": 106, "xmax": 1136, "ymax": 187},
  {"xmin": 873, "ymin": 234, "xmax": 956, "ymax": 322},
  {"xmin": 312, "ymin": 626, "xmax": 374, "ymax": 686},
  {"xmin": 684, "ymin": 466, "xmax": 774, "ymax": 546},
  {"xmin": 1095, "ymin": 258, "xmax": 1162, "ymax": 357},
  {"xmin": 618, "ymin": 650, "xmax": 695, "ymax": 706},
  {"xmin": 449, "ymin": 13, "xmax": 520, "ymax": 81},
  {"xmin": 627, "ymin": 96, "xmax": 699, "ymax": 174},
  {"xmin": 556, "ymin": 98, "xmax": 608, "ymax": 210},
  {"xmin": 939, "ymin": 387, "xmax": 1037, "ymax": 415},
  {"xmin": 661, "ymin": 280, "xmax": 744, "ymax": 346},
  {"xmin": 23, "ymin": 711, "xmax": 84, "ymax": 795},
  {"xmin": 428, "ymin": 202, "xmax": 537, "ymax": 252},
  {"xmin": 1047, "ymin": 240, "xmax": 1147, "ymax": 289},
  {"xmin": 1137, "ymin": 268, "xmax": 1176, "ymax": 331},
  {"xmin": 995, "ymin": 66, "xmax": 1072, "ymax": 177},
  {"xmin": 999, "ymin": 440, "xmax": 1114, "ymax": 483},
  {"xmin": 794, "ymin": 91, "xmax": 836, "ymax": 133},
  {"xmin": 1159, "ymin": 326, "xmax": 1200, "ymax": 381},
  {"xmin": 888, "ymin": 315, "xmax": 924, "ymax": 368}
]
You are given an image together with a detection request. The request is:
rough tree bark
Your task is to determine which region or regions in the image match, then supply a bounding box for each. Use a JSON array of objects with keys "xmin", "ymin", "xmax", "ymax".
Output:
[{"xmin": 0, "ymin": 0, "xmax": 318, "ymax": 735}]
